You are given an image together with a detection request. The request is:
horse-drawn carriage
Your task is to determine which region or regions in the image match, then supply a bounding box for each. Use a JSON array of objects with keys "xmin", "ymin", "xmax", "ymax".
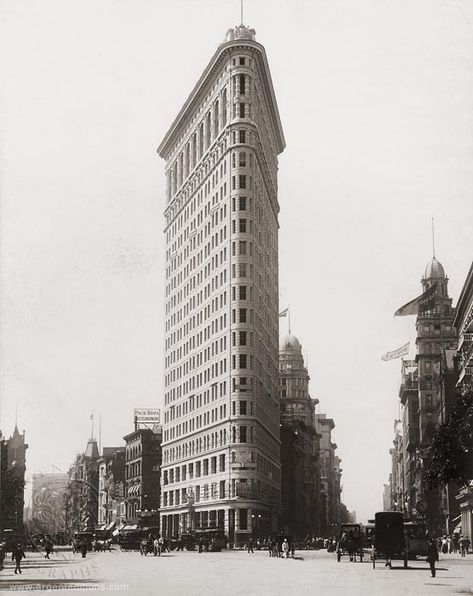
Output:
[
  {"xmin": 118, "ymin": 529, "xmax": 142, "ymax": 552},
  {"xmin": 372, "ymin": 512, "xmax": 408, "ymax": 569},
  {"xmin": 72, "ymin": 532, "xmax": 93, "ymax": 553},
  {"xmin": 336, "ymin": 523, "xmax": 364, "ymax": 562}
]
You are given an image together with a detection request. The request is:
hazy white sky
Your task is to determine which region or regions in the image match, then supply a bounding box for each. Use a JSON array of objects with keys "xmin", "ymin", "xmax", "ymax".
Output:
[{"xmin": 1, "ymin": 0, "xmax": 472, "ymax": 524}]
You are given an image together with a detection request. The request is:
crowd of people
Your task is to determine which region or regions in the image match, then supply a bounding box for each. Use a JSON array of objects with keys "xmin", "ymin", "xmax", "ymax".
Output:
[{"xmin": 438, "ymin": 534, "xmax": 471, "ymax": 556}]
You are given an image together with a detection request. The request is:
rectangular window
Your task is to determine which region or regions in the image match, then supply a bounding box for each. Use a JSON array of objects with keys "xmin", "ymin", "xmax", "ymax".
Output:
[
  {"xmin": 239, "ymin": 354, "xmax": 247, "ymax": 369},
  {"xmin": 239, "ymin": 130, "xmax": 246, "ymax": 144},
  {"xmin": 239, "ymin": 508, "xmax": 248, "ymax": 530},
  {"xmin": 219, "ymin": 454, "xmax": 226, "ymax": 472},
  {"xmin": 239, "ymin": 74, "xmax": 246, "ymax": 95},
  {"xmin": 239, "ymin": 197, "xmax": 246, "ymax": 210},
  {"xmin": 195, "ymin": 485, "xmax": 200, "ymax": 502},
  {"xmin": 239, "ymin": 175, "xmax": 246, "ymax": 189},
  {"xmin": 239, "ymin": 286, "xmax": 247, "ymax": 300},
  {"xmin": 203, "ymin": 459, "xmax": 209, "ymax": 475},
  {"xmin": 240, "ymin": 401, "xmax": 247, "ymax": 415},
  {"xmin": 239, "ymin": 309, "xmax": 247, "ymax": 323},
  {"xmin": 219, "ymin": 480, "xmax": 226, "ymax": 499},
  {"xmin": 196, "ymin": 461, "xmax": 201, "ymax": 478},
  {"xmin": 239, "ymin": 219, "xmax": 246, "ymax": 233},
  {"xmin": 211, "ymin": 456, "xmax": 217, "ymax": 474},
  {"xmin": 240, "ymin": 425, "xmax": 247, "ymax": 442},
  {"xmin": 239, "ymin": 103, "xmax": 245, "ymax": 118},
  {"xmin": 239, "ymin": 331, "xmax": 247, "ymax": 345}
]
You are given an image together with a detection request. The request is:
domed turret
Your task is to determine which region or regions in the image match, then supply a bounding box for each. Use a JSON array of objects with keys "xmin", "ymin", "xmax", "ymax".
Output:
[
  {"xmin": 424, "ymin": 257, "xmax": 445, "ymax": 280},
  {"xmin": 280, "ymin": 332, "xmax": 302, "ymax": 352}
]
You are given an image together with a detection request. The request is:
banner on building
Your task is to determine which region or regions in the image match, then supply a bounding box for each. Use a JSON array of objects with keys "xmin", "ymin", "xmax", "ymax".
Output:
[
  {"xmin": 133, "ymin": 408, "xmax": 160, "ymax": 425},
  {"xmin": 394, "ymin": 282, "xmax": 437, "ymax": 317},
  {"xmin": 381, "ymin": 342, "xmax": 410, "ymax": 361}
]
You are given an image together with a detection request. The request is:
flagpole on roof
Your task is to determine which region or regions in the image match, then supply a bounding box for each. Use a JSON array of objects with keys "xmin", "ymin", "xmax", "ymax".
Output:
[
  {"xmin": 288, "ymin": 305, "xmax": 291, "ymax": 334},
  {"xmin": 432, "ymin": 217, "xmax": 436, "ymax": 258}
]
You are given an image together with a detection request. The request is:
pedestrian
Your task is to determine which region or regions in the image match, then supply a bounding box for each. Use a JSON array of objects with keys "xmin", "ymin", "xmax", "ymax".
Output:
[
  {"xmin": 198, "ymin": 538, "xmax": 203, "ymax": 553},
  {"xmin": 11, "ymin": 543, "xmax": 26, "ymax": 575},
  {"xmin": 45, "ymin": 539, "xmax": 52, "ymax": 559},
  {"xmin": 441, "ymin": 536, "xmax": 448, "ymax": 554},
  {"xmin": 282, "ymin": 538, "xmax": 289, "ymax": 559},
  {"xmin": 80, "ymin": 541, "xmax": 88, "ymax": 559},
  {"xmin": 153, "ymin": 537, "xmax": 159, "ymax": 557},
  {"xmin": 465, "ymin": 537, "xmax": 471, "ymax": 555},
  {"xmin": 0, "ymin": 542, "xmax": 6, "ymax": 572},
  {"xmin": 158, "ymin": 536, "xmax": 164, "ymax": 556},
  {"xmin": 290, "ymin": 542, "xmax": 296, "ymax": 558},
  {"xmin": 453, "ymin": 533, "xmax": 460, "ymax": 554},
  {"xmin": 427, "ymin": 538, "xmax": 439, "ymax": 577},
  {"xmin": 459, "ymin": 535, "xmax": 466, "ymax": 557},
  {"xmin": 247, "ymin": 537, "xmax": 254, "ymax": 554}
]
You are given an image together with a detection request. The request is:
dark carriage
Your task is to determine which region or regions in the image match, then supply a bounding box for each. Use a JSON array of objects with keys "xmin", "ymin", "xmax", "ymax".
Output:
[{"xmin": 372, "ymin": 512, "xmax": 407, "ymax": 569}]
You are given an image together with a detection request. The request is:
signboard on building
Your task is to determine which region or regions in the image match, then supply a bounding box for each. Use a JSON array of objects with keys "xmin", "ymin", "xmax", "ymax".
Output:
[{"xmin": 133, "ymin": 408, "xmax": 160, "ymax": 429}]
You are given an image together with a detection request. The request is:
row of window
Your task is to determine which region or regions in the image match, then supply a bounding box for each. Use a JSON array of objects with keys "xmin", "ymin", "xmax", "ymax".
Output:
[
  {"xmin": 168, "ymin": 71, "xmax": 253, "ymax": 201},
  {"xmin": 167, "ymin": 89, "xmax": 229, "ymax": 199},
  {"xmin": 165, "ymin": 406, "xmax": 227, "ymax": 441},
  {"xmin": 163, "ymin": 424, "xmax": 255, "ymax": 463},
  {"xmin": 163, "ymin": 454, "xmax": 226, "ymax": 485}
]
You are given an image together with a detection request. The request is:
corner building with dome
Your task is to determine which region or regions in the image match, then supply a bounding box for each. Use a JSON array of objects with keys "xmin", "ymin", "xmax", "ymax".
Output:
[
  {"xmin": 157, "ymin": 25, "xmax": 284, "ymax": 543},
  {"xmin": 393, "ymin": 256, "xmax": 459, "ymax": 534}
]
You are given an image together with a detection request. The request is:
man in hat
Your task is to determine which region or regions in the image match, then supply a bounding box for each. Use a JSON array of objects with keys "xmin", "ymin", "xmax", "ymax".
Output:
[{"xmin": 426, "ymin": 538, "xmax": 439, "ymax": 577}]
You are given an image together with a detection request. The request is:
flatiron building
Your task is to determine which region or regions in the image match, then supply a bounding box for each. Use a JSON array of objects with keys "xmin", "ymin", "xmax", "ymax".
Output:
[{"xmin": 157, "ymin": 25, "xmax": 285, "ymax": 543}]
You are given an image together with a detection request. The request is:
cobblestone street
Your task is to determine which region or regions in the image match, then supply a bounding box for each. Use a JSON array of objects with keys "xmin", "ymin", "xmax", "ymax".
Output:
[{"xmin": 1, "ymin": 548, "xmax": 473, "ymax": 595}]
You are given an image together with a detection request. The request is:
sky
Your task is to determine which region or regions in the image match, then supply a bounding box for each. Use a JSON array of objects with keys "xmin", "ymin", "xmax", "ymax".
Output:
[{"xmin": 0, "ymin": 0, "xmax": 472, "ymax": 524}]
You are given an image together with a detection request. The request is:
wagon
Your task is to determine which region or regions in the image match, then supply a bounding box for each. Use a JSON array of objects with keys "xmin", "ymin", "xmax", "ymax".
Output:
[
  {"xmin": 336, "ymin": 523, "xmax": 364, "ymax": 562},
  {"xmin": 372, "ymin": 512, "xmax": 407, "ymax": 569}
]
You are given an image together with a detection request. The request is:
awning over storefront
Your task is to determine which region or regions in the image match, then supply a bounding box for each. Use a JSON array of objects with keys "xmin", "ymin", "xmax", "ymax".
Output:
[
  {"xmin": 104, "ymin": 522, "xmax": 116, "ymax": 532},
  {"xmin": 121, "ymin": 524, "xmax": 139, "ymax": 532},
  {"xmin": 127, "ymin": 484, "xmax": 141, "ymax": 496}
]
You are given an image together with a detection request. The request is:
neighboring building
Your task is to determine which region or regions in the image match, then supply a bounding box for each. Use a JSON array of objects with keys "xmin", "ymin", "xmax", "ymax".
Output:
[
  {"xmin": 97, "ymin": 448, "xmax": 126, "ymax": 528},
  {"xmin": 383, "ymin": 484, "xmax": 391, "ymax": 512},
  {"xmin": 157, "ymin": 24, "xmax": 285, "ymax": 544},
  {"xmin": 30, "ymin": 473, "xmax": 69, "ymax": 535},
  {"xmin": 388, "ymin": 421, "xmax": 404, "ymax": 512},
  {"xmin": 386, "ymin": 256, "xmax": 459, "ymax": 533},
  {"xmin": 453, "ymin": 262, "xmax": 473, "ymax": 541},
  {"xmin": 0, "ymin": 425, "xmax": 28, "ymax": 534},
  {"xmin": 315, "ymin": 414, "xmax": 342, "ymax": 536},
  {"xmin": 454, "ymin": 262, "xmax": 473, "ymax": 391},
  {"xmin": 65, "ymin": 438, "xmax": 100, "ymax": 533},
  {"xmin": 0, "ymin": 432, "xmax": 8, "ymax": 532},
  {"xmin": 399, "ymin": 359, "xmax": 419, "ymax": 516},
  {"xmin": 279, "ymin": 332, "xmax": 321, "ymax": 537},
  {"xmin": 415, "ymin": 257, "xmax": 457, "ymax": 533},
  {"xmin": 123, "ymin": 427, "xmax": 162, "ymax": 528}
]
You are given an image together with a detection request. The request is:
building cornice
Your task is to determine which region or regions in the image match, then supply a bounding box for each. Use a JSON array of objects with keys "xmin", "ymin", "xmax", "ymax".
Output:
[{"xmin": 157, "ymin": 38, "xmax": 285, "ymax": 159}]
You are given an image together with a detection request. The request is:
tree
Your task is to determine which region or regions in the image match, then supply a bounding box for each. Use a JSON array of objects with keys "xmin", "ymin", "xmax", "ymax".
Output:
[{"xmin": 423, "ymin": 388, "xmax": 473, "ymax": 490}]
